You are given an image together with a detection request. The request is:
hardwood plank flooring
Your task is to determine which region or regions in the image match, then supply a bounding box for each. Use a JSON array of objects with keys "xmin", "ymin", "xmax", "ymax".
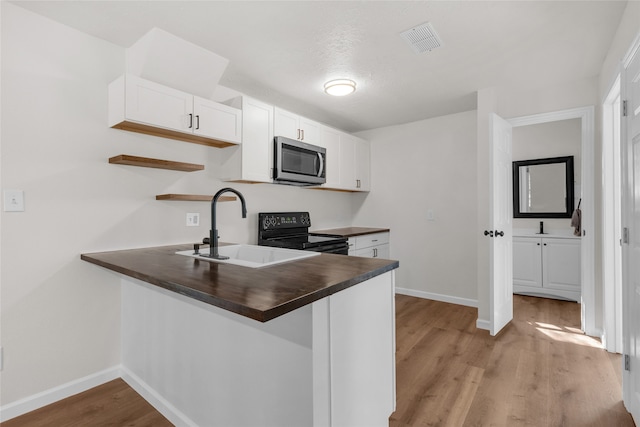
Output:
[
  {"xmin": 2, "ymin": 378, "xmax": 172, "ymax": 427},
  {"xmin": 391, "ymin": 294, "xmax": 635, "ymax": 427},
  {"xmin": 3, "ymin": 295, "xmax": 634, "ymax": 426}
]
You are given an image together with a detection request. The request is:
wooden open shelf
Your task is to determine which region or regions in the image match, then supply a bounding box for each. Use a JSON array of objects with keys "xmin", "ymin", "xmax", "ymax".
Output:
[
  {"xmin": 109, "ymin": 154, "xmax": 204, "ymax": 172},
  {"xmin": 155, "ymin": 194, "xmax": 237, "ymax": 202},
  {"xmin": 112, "ymin": 121, "xmax": 236, "ymax": 148}
]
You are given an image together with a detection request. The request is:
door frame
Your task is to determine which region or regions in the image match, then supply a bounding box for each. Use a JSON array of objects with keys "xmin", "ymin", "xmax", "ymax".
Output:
[
  {"xmin": 602, "ymin": 74, "xmax": 623, "ymax": 353},
  {"xmin": 508, "ymin": 106, "xmax": 595, "ymax": 335}
]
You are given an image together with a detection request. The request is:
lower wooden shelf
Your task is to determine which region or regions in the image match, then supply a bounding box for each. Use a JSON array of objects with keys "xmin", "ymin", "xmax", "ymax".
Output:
[{"xmin": 156, "ymin": 194, "xmax": 237, "ymax": 202}]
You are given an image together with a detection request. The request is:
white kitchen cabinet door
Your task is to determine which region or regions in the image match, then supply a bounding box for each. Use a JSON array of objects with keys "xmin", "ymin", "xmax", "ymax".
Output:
[
  {"xmin": 543, "ymin": 238, "xmax": 581, "ymax": 292},
  {"xmin": 339, "ymin": 135, "xmax": 357, "ymax": 190},
  {"xmin": 220, "ymin": 96, "xmax": 273, "ymax": 183},
  {"xmin": 299, "ymin": 117, "xmax": 321, "ymax": 144},
  {"xmin": 320, "ymin": 126, "xmax": 341, "ymax": 188},
  {"xmin": 274, "ymin": 107, "xmax": 300, "ymax": 140},
  {"xmin": 513, "ymin": 237, "xmax": 543, "ymax": 288},
  {"xmin": 274, "ymin": 107, "xmax": 321, "ymax": 144},
  {"xmin": 121, "ymin": 74, "xmax": 193, "ymax": 133},
  {"xmin": 355, "ymin": 137, "xmax": 371, "ymax": 191},
  {"xmin": 351, "ymin": 232, "xmax": 390, "ymax": 259},
  {"xmin": 193, "ymin": 96, "xmax": 242, "ymax": 144}
]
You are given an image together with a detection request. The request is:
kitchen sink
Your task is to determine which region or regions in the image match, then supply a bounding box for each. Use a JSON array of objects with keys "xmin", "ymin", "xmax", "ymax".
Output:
[{"xmin": 176, "ymin": 244, "xmax": 320, "ymax": 268}]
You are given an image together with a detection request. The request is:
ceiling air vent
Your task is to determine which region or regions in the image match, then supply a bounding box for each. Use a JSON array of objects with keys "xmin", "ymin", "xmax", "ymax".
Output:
[{"xmin": 400, "ymin": 22, "xmax": 443, "ymax": 54}]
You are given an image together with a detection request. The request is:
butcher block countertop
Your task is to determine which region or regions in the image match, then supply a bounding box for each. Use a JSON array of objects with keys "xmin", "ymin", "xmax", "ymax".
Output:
[
  {"xmin": 311, "ymin": 227, "xmax": 390, "ymax": 237},
  {"xmin": 81, "ymin": 243, "xmax": 398, "ymax": 322}
]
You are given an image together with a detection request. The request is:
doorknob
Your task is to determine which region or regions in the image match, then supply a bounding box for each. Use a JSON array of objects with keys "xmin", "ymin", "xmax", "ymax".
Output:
[
  {"xmin": 495, "ymin": 230, "xmax": 504, "ymax": 237},
  {"xmin": 484, "ymin": 230, "xmax": 494, "ymax": 237}
]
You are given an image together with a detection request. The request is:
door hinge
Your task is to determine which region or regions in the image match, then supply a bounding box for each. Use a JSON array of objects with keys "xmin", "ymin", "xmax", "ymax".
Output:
[
  {"xmin": 623, "ymin": 227, "xmax": 630, "ymax": 244},
  {"xmin": 623, "ymin": 100, "xmax": 628, "ymax": 117},
  {"xmin": 625, "ymin": 354, "xmax": 631, "ymax": 371}
]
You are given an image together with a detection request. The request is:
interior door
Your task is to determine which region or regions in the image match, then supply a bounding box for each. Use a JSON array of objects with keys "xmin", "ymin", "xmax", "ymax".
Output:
[
  {"xmin": 623, "ymin": 39, "xmax": 640, "ymax": 423},
  {"xmin": 489, "ymin": 113, "xmax": 514, "ymax": 336}
]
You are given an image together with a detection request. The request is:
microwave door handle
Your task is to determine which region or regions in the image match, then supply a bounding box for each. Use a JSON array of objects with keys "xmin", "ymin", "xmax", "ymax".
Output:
[{"xmin": 317, "ymin": 152, "xmax": 324, "ymax": 177}]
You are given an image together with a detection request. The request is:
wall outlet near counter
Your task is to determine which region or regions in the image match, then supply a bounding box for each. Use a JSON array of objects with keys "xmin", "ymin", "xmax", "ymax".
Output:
[{"xmin": 186, "ymin": 213, "xmax": 200, "ymax": 227}]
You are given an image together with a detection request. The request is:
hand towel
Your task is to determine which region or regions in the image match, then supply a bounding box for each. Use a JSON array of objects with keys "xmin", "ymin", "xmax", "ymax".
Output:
[{"xmin": 571, "ymin": 208, "xmax": 581, "ymax": 236}]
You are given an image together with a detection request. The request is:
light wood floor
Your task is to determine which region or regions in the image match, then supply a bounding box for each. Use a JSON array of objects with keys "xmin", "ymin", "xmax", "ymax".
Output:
[
  {"xmin": 391, "ymin": 294, "xmax": 635, "ymax": 427},
  {"xmin": 3, "ymin": 295, "xmax": 635, "ymax": 426}
]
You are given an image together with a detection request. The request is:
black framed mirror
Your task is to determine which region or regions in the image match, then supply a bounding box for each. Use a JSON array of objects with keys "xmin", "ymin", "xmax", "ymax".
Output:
[{"xmin": 512, "ymin": 156, "xmax": 574, "ymax": 218}]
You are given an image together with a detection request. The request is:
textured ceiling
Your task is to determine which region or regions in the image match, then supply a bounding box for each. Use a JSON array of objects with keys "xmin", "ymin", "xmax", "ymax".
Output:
[{"xmin": 9, "ymin": 1, "xmax": 628, "ymax": 132}]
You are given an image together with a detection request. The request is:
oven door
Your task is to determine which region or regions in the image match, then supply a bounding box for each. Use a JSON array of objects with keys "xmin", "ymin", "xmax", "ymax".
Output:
[
  {"xmin": 306, "ymin": 242, "xmax": 349, "ymax": 255},
  {"xmin": 274, "ymin": 136, "xmax": 326, "ymax": 185}
]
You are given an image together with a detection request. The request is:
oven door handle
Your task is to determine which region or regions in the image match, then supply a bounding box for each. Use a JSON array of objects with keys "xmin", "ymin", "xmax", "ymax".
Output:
[{"xmin": 317, "ymin": 152, "xmax": 324, "ymax": 177}]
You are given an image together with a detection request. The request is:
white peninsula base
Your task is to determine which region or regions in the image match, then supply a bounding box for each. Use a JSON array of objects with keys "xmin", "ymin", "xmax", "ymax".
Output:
[{"xmin": 120, "ymin": 271, "xmax": 396, "ymax": 427}]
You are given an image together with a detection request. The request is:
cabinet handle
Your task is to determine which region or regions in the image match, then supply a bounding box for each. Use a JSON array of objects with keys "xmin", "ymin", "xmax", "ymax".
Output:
[
  {"xmin": 301, "ymin": 129, "xmax": 305, "ymax": 141},
  {"xmin": 495, "ymin": 230, "xmax": 504, "ymax": 237},
  {"xmin": 357, "ymin": 179, "xmax": 361, "ymax": 188},
  {"xmin": 188, "ymin": 113, "xmax": 193, "ymax": 129},
  {"xmin": 537, "ymin": 243, "xmax": 541, "ymax": 246},
  {"xmin": 373, "ymin": 248, "xmax": 378, "ymax": 257},
  {"xmin": 372, "ymin": 239, "xmax": 378, "ymax": 242},
  {"xmin": 195, "ymin": 115, "xmax": 200, "ymax": 130},
  {"xmin": 297, "ymin": 129, "xmax": 301, "ymax": 140},
  {"xmin": 484, "ymin": 230, "xmax": 494, "ymax": 237}
]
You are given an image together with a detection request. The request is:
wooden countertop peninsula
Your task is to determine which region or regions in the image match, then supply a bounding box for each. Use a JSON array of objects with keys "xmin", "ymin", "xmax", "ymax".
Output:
[
  {"xmin": 81, "ymin": 244, "xmax": 398, "ymax": 322},
  {"xmin": 312, "ymin": 227, "xmax": 390, "ymax": 237}
]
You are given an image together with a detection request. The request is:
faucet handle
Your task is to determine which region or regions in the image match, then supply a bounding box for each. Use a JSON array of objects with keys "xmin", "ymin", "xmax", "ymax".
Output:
[
  {"xmin": 193, "ymin": 243, "xmax": 201, "ymax": 255},
  {"xmin": 202, "ymin": 237, "xmax": 210, "ymax": 244}
]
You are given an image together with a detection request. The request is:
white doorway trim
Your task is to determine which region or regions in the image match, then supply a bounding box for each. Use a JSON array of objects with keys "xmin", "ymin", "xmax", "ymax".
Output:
[
  {"xmin": 508, "ymin": 106, "xmax": 596, "ymax": 336},
  {"xmin": 603, "ymin": 75, "xmax": 623, "ymax": 353}
]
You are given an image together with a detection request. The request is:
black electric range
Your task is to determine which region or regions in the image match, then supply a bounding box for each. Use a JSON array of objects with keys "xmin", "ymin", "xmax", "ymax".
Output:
[{"xmin": 258, "ymin": 212, "xmax": 349, "ymax": 255}]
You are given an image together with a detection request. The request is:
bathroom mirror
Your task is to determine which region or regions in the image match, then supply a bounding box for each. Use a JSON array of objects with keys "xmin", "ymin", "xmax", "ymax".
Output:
[{"xmin": 512, "ymin": 156, "xmax": 574, "ymax": 218}]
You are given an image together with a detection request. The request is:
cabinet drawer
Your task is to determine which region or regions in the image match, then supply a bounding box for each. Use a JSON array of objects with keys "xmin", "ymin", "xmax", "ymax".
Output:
[
  {"xmin": 354, "ymin": 244, "xmax": 389, "ymax": 259},
  {"xmin": 355, "ymin": 232, "xmax": 389, "ymax": 250}
]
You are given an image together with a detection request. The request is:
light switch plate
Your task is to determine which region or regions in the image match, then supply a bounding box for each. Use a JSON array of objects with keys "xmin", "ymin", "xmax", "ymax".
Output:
[{"xmin": 3, "ymin": 190, "xmax": 24, "ymax": 212}]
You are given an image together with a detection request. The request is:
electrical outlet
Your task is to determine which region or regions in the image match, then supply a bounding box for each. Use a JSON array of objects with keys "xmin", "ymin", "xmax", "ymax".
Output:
[
  {"xmin": 186, "ymin": 213, "xmax": 200, "ymax": 227},
  {"xmin": 3, "ymin": 190, "xmax": 24, "ymax": 212}
]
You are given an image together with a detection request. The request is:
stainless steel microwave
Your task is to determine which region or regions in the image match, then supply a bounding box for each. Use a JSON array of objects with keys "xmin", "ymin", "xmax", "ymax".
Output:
[{"xmin": 273, "ymin": 136, "xmax": 326, "ymax": 186}]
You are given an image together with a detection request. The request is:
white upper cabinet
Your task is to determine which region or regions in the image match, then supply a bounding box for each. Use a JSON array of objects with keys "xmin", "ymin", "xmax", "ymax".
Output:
[
  {"xmin": 274, "ymin": 107, "xmax": 320, "ymax": 144},
  {"xmin": 220, "ymin": 96, "xmax": 274, "ymax": 183},
  {"xmin": 318, "ymin": 128, "xmax": 371, "ymax": 192},
  {"xmin": 109, "ymin": 74, "xmax": 242, "ymax": 147},
  {"xmin": 320, "ymin": 126, "xmax": 342, "ymax": 188},
  {"xmin": 193, "ymin": 96, "xmax": 242, "ymax": 143}
]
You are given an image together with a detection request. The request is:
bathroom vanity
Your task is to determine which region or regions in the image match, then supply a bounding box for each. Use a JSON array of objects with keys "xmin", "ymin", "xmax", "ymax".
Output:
[{"xmin": 512, "ymin": 233, "xmax": 581, "ymax": 302}]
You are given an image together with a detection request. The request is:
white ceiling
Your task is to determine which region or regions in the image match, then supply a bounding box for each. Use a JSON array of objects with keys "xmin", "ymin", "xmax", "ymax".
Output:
[{"xmin": 10, "ymin": 1, "xmax": 628, "ymax": 132}]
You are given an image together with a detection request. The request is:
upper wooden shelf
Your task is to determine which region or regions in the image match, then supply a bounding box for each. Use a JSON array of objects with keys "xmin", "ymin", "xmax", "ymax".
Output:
[
  {"xmin": 155, "ymin": 194, "xmax": 237, "ymax": 202},
  {"xmin": 112, "ymin": 121, "xmax": 235, "ymax": 149},
  {"xmin": 109, "ymin": 154, "xmax": 204, "ymax": 172}
]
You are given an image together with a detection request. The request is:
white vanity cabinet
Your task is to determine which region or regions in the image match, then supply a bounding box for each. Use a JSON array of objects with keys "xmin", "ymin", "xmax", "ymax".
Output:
[
  {"xmin": 219, "ymin": 96, "xmax": 274, "ymax": 183},
  {"xmin": 349, "ymin": 232, "xmax": 390, "ymax": 258},
  {"xmin": 513, "ymin": 235, "xmax": 581, "ymax": 302},
  {"xmin": 274, "ymin": 107, "xmax": 321, "ymax": 144},
  {"xmin": 109, "ymin": 74, "xmax": 242, "ymax": 146}
]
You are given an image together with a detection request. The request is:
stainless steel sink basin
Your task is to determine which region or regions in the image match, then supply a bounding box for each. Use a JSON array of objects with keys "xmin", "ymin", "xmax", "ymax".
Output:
[{"xmin": 176, "ymin": 244, "xmax": 320, "ymax": 268}]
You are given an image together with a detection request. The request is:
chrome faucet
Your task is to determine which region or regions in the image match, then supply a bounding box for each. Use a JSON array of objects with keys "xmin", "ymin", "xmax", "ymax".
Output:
[{"xmin": 209, "ymin": 187, "xmax": 247, "ymax": 259}]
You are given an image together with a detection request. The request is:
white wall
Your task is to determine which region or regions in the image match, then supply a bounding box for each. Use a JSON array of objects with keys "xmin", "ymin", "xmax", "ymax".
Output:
[
  {"xmin": 512, "ymin": 118, "xmax": 582, "ymax": 232},
  {"xmin": 353, "ymin": 110, "xmax": 478, "ymax": 303},
  {"xmin": 0, "ymin": 3, "xmax": 353, "ymax": 407}
]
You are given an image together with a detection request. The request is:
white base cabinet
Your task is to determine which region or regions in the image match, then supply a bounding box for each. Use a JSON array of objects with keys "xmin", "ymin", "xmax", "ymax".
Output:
[
  {"xmin": 109, "ymin": 74, "xmax": 242, "ymax": 146},
  {"xmin": 121, "ymin": 271, "xmax": 396, "ymax": 427},
  {"xmin": 349, "ymin": 232, "xmax": 390, "ymax": 258},
  {"xmin": 513, "ymin": 235, "xmax": 581, "ymax": 301}
]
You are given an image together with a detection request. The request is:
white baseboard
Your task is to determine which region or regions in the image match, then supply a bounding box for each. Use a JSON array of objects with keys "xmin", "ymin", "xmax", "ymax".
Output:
[
  {"xmin": 395, "ymin": 286, "xmax": 478, "ymax": 308},
  {"xmin": 120, "ymin": 366, "xmax": 196, "ymax": 427},
  {"xmin": 476, "ymin": 318, "xmax": 490, "ymax": 331},
  {"xmin": 0, "ymin": 366, "xmax": 120, "ymax": 422}
]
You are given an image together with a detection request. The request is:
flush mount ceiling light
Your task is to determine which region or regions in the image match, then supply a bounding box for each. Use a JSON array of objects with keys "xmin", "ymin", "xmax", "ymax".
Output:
[{"xmin": 324, "ymin": 79, "xmax": 356, "ymax": 96}]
